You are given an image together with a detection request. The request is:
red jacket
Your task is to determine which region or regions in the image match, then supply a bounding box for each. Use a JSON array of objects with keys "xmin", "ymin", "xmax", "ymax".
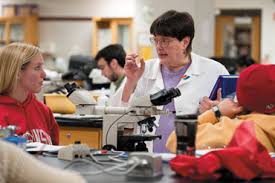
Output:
[{"xmin": 0, "ymin": 94, "xmax": 59, "ymax": 145}]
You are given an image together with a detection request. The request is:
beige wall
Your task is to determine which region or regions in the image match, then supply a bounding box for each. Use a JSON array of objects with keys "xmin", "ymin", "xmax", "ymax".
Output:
[
  {"xmin": 0, "ymin": 0, "xmax": 274, "ymax": 67},
  {"xmin": 134, "ymin": 0, "xmax": 216, "ymax": 58},
  {"xmin": 0, "ymin": 0, "xmax": 135, "ymax": 71}
]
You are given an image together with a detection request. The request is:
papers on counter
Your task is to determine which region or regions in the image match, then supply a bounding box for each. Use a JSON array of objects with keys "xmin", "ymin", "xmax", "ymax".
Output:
[
  {"xmin": 53, "ymin": 113, "xmax": 102, "ymax": 119},
  {"xmin": 26, "ymin": 142, "xmax": 64, "ymax": 152}
]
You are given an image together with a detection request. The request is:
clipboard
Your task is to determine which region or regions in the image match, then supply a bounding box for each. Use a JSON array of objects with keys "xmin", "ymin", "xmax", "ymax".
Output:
[{"xmin": 209, "ymin": 75, "xmax": 239, "ymax": 100}]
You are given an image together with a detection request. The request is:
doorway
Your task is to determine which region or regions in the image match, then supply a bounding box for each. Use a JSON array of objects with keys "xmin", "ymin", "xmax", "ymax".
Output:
[{"xmin": 214, "ymin": 9, "xmax": 261, "ymax": 63}]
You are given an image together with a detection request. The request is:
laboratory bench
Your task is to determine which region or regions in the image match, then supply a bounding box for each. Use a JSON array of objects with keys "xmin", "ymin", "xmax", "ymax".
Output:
[
  {"xmin": 36, "ymin": 154, "xmax": 274, "ymax": 183},
  {"xmin": 55, "ymin": 115, "xmax": 102, "ymax": 149}
]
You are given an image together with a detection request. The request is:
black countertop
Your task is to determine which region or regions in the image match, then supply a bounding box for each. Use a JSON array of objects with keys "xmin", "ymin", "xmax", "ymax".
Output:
[
  {"xmin": 55, "ymin": 115, "xmax": 102, "ymax": 128},
  {"xmin": 36, "ymin": 155, "xmax": 274, "ymax": 183}
]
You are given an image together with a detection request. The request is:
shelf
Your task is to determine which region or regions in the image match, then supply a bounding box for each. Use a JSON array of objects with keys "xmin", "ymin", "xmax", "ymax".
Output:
[
  {"xmin": 0, "ymin": 16, "xmax": 38, "ymax": 46},
  {"xmin": 92, "ymin": 17, "xmax": 133, "ymax": 56},
  {"xmin": 235, "ymin": 42, "xmax": 251, "ymax": 46}
]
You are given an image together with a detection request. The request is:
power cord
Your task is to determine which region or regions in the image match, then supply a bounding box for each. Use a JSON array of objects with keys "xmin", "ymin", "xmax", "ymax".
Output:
[
  {"xmin": 64, "ymin": 155, "xmax": 142, "ymax": 176},
  {"xmin": 108, "ymin": 155, "xmax": 127, "ymax": 163},
  {"xmin": 81, "ymin": 157, "xmax": 142, "ymax": 176},
  {"xmin": 64, "ymin": 156, "xmax": 118, "ymax": 173},
  {"xmin": 63, "ymin": 152, "xmax": 163, "ymax": 177},
  {"xmin": 64, "ymin": 151, "xmax": 128, "ymax": 170},
  {"xmin": 90, "ymin": 153, "xmax": 128, "ymax": 172},
  {"xmin": 64, "ymin": 158, "xmax": 94, "ymax": 169},
  {"xmin": 89, "ymin": 153, "xmax": 123, "ymax": 166}
]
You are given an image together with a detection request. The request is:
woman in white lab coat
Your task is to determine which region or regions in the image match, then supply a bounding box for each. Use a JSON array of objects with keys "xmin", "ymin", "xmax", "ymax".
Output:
[{"xmin": 111, "ymin": 10, "xmax": 229, "ymax": 152}]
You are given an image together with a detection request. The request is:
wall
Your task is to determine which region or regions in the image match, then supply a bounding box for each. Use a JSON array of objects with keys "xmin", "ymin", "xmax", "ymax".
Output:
[
  {"xmin": 0, "ymin": 0, "xmax": 135, "ymax": 71},
  {"xmin": 37, "ymin": 0, "xmax": 135, "ymax": 70},
  {"xmin": 0, "ymin": 0, "xmax": 215, "ymax": 62},
  {"xmin": 32, "ymin": 0, "xmax": 135, "ymax": 17},
  {"xmin": 134, "ymin": 0, "xmax": 216, "ymax": 58},
  {"xmin": 0, "ymin": 0, "xmax": 274, "ymax": 66},
  {"xmin": 215, "ymin": 0, "xmax": 275, "ymax": 63}
]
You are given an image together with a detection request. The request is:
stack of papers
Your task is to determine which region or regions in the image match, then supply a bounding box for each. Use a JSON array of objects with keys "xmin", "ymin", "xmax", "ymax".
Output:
[
  {"xmin": 54, "ymin": 113, "xmax": 102, "ymax": 119},
  {"xmin": 26, "ymin": 142, "xmax": 64, "ymax": 152}
]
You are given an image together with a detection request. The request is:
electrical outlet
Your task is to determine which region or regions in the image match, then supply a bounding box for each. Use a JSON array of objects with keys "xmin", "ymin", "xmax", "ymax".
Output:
[
  {"xmin": 127, "ymin": 152, "xmax": 163, "ymax": 177},
  {"xmin": 58, "ymin": 144, "xmax": 90, "ymax": 161}
]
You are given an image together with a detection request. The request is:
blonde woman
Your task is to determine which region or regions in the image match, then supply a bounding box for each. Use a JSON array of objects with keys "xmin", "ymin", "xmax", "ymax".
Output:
[{"xmin": 0, "ymin": 43, "xmax": 59, "ymax": 145}]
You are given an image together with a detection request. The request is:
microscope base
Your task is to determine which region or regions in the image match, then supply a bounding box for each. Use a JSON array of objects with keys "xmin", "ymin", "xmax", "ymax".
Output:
[{"xmin": 117, "ymin": 135, "xmax": 161, "ymax": 152}]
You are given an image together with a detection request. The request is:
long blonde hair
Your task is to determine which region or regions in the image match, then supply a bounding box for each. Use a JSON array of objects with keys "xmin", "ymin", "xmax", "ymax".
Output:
[{"xmin": 0, "ymin": 42, "xmax": 40, "ymax": 94}]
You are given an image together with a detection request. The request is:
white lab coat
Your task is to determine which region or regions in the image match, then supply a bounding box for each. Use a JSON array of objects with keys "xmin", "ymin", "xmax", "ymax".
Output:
[{"xmin": 111, "ymin": 52, "xmax": 229, "ymax": 151}]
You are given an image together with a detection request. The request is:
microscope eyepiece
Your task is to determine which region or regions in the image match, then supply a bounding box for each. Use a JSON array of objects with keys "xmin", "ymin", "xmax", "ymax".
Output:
[
  {"xmin": 64, "ymin": 83, "xmax": 78, "ymax": 96},
  {"xmin": 166, "ymin": 88, "xmax": 181, "ymax": 98},
  {"xmin": 150, "ymin": 88, "xmax": 181, "ymax": 106},
  {"xmin": 64, "ymin": 83, "xmax": 77, "ymax": 94}
]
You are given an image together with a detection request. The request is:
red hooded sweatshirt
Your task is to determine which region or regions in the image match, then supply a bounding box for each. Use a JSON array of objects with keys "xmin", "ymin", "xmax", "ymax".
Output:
[{"xmin": 0, "ymin": 94, "xmax": 59, "ymax": 145}]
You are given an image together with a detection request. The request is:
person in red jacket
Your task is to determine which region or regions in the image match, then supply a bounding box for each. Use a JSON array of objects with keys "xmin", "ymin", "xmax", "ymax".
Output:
[{"xmin": 0, "ymin": 42, "xmax": 59, "ymax": 145}]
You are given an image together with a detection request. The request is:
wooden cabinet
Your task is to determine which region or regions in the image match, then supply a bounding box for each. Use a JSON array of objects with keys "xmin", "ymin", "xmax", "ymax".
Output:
[
  {"xmin": 0, "ymin": 16, "xmax": 38, "ymax": 46},
  {"xmin": 92, "ymin": 17, "xmax": 133, "ymax": 56},
  {"xmin": 59, "ymin": 126, "xmax": 102, "ymax": 149}
]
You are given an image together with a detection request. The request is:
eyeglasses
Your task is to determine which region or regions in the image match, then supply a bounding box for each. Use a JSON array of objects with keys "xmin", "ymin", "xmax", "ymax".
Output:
[{"xmin": 149, "ymin": 37, "xmax": 176, "ymax": 47}]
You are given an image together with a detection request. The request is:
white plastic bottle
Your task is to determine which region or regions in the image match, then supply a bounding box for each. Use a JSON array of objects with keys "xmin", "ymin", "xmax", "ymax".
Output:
[
  {"xmin": 97, "ymin": 89, "xmax": 109, "ymax": 106},
  {"xmin": 97, "ymin": 95, "xmax": 109, "ymax": 106}
]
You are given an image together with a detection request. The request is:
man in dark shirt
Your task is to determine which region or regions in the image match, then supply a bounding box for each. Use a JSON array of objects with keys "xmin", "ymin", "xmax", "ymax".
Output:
[{"xmin": 95, "ymin": 44, "xmax": 126, "ymax": 93}]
